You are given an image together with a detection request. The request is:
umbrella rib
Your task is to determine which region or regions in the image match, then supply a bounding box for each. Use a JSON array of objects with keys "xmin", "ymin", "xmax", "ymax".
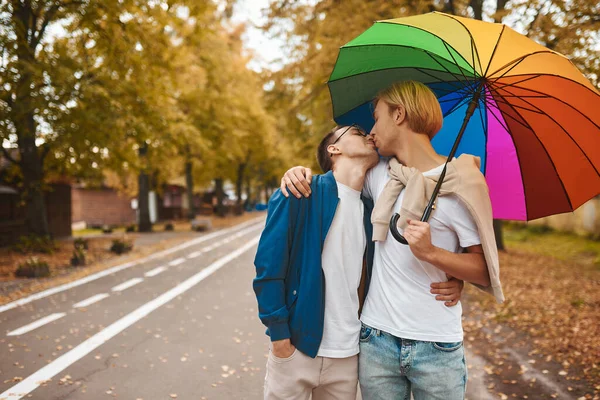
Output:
[
  {"xmin": 482, "ymin": 96, "xmax": 512, "ymax": 133},
  {"xmin": 488, "ymin": 51, "xmax": 557, "ymax": 79},
  {"xmin": 482, "ymin": 96, "xmax": 532, "ymax": 131},
  {"xmin": 420, "ymin": 53, "xmax": 473, "ymax": 93},
  {"xmin": 488, "ymin": 91, "xmax": 575, "ymax": 212},
  {"xmin": 412, "ymin": 67, "xmax": 467, "ymax": 92},
  {"xmin": 443, "ymin": 13, "xmax": 484, "ymax": 75},
  {"xmin": 376, "ymin": 21, "xmax": 477, "ymax": 77},
  {"xmin": 438, "ymin": 42, "xmax": 474, "ymax": 91},
  {"xmin": 491, "ymin": 97, "xmax": 544, "ymax": 114},
  {"xmin": 442, "ymin": 96, "xmax": 473, "ymax": 118},
  {"xmin": 496, "ymin": 89, "xmax": 600, "ymax": 176},
  {"xmin": 483, "ymin": 25, "xmax": 506, "ymax": 77},
  {"xmin": 489, "ymin": 75, "xmax": 542, "ymax": 92}
]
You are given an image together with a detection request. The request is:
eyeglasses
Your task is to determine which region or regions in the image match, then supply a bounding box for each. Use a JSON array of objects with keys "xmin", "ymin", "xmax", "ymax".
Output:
[{"xmin": 331, "ymin": 124, "xmax": 368, "ymax": 146}]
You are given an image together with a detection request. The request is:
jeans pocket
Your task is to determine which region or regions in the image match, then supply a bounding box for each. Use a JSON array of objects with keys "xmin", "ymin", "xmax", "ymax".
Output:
[
  {"xmin": 433, "ymin": 341, "xmax": 463, "ymax": 352},
  {"xmin": 359, "ymin": 323, "xmax": 375, "ymax": 343}
]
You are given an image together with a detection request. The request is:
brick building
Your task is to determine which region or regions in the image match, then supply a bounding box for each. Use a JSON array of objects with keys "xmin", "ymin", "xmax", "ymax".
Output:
[{"xmin": 71, "ymin": 186, "xmax": 136, "ymax": 228}]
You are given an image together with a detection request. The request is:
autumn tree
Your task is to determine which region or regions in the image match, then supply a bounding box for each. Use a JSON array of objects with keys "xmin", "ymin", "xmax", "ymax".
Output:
[{"xmin": 262, "ymin": 0, "xmax": 599, "ymax": 249}]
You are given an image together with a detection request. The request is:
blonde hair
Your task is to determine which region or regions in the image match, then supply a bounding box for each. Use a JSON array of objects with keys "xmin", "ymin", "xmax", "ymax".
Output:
[{"xmin": 376, "ymin": 81, "xmax": 443, "ymax": 139}]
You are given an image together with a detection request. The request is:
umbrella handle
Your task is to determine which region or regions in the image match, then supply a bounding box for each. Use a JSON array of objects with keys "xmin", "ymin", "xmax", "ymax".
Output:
[{"xmin": 389, "ymin": 213, "xmax": 409, "ymax": 244}]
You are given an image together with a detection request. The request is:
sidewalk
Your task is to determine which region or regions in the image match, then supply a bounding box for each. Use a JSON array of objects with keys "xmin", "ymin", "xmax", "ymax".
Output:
[{"xmin": 0, "ymin": 212, "xmax": 266, "ymax": 306}]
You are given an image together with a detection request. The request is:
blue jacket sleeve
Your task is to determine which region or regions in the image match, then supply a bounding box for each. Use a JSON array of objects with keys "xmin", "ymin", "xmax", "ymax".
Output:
[{"xmin": 253, "ymin": 189, "xmax": 298, "ymax": 341}]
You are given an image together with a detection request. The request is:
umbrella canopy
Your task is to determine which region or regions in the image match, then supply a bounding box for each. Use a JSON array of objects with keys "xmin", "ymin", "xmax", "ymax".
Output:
[{"xmin": 328, "ymin": 12, "xmax": 600, "ymax": 221}]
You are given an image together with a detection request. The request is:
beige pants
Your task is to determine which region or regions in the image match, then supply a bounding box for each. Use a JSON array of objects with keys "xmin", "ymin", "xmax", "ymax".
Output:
[{"xmin": 264, "ymin": 349, "xmax": 358, "ymax": 400}]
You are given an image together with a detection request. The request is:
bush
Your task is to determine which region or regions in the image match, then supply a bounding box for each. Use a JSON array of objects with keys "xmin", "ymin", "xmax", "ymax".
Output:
[
  {"xmin": 70, "ymin": 247, "xmax": 87, "ymax": 267},
  {"xmin": 110, "ymin": 238, "xmax": 133, "ymax": 255},
  {"xmin": 164, "ymin": 222, "xmax": 174, "ymax": 231},
  {"xmin": 15, "ymin": 257, "xmax": 50, "ymax": 278},
  {"xmin": 12, "ymin": 235, "xmax": 58, "ymax": 254},
  {"xmin": 102, "ymin": 225, "xmax": 113, "ymax": 234},
  {"xmin": 527, "ymin": 224, "xmax": 554, "ymax": 234},
  {"xmin": 73, "ymin": 237, "xmax": 88, "ymax": 250},
  {"xmin": 126, "ymin": 224, "xmax": 136, "ymax": 233}
]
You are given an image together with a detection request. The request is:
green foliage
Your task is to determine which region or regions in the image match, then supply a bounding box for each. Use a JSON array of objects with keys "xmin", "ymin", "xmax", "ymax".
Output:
[
  {"xmin": 110, "ymin": 238, "xmax": 133, "ymax": 255},
  {"xmin": 70, "ymin": 247, "xmax": 87, "ymax": 267},
  {"xmin": 74, "ymin": 237, "xmax": 88, "ymax": 250},
  {"xmin": 527, "ymin": 224, "xmax": 554, "ymax": 235},
  {"xmin": 504, "ymin": 223, "xmax": 600, "ymax": 268},
  {"xmin": 15, "ymin": 258, "xmax": 51, "ymax": 278},
  {"xmin": 12, "ymin": 235, "xmax": 58, "ymax": 254},
  {"xmin": 164, "ymin": 222, "xmax": 174, "ymax": 231},
  {"xmin": 126, "ymin": 224, "xmax": 136, "ymax": 233}
]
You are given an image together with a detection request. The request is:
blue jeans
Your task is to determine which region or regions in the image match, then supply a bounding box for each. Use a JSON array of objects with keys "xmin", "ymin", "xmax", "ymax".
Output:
[{"xmin": 358, "ymin": 323, "xmax": 467, "ymax": 400}]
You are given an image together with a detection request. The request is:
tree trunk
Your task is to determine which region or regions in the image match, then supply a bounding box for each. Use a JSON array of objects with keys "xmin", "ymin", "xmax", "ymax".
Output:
[
  {"xmin": 13, "ymin": 2, "xmax": 50, "ymax": 237},
  {"xmin": 185, "ymin": 159, "xmax": 195, "ymax": 220},
  {"xmin": 245, "ymin": 175, "xmax": 252, "ymax": 207},
  {"xmin": 215, "ymin": 178, "xmax": 226, "ymax": 217},
  {"xmin": 138, "ymin": 143, "xmax": 152, "ymax": 232},
  {"xmin": 493, "ymin": 219, "xmax": 505, "ymax": 251},
  {"xmin": 470, "ymin": 0, "xmax": 483, "ymax": 20},
  {"xmin": 236, "ymin": 162, "xmax": 246, "ymax": 207},
  {"xmin": 19, "ymin": 132, "xmax": 50, "ymax": 237}
]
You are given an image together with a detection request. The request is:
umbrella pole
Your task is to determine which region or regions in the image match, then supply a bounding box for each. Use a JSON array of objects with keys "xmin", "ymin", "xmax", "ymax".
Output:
[{"xmin": 390, "ymin": 82, "xmax": 485, "ymax": 245}]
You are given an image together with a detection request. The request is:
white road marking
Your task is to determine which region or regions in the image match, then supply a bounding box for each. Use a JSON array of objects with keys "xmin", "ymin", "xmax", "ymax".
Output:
[
  {"xmin": 7, "ymin": 313, "xmax": 66, "ymax": 336},
  {"xmin": 0, "ymin": 236, "xmax": 260, "ymax": 400},
  {"xmin": 187, "ymin": 251, "xmax": 202, "ymax": 259},
  {"xmin": 72, "ymin": 294, "xmax": 110, "ymax": 309},
  {"xmin": 145, "ymin": 266, "xmax": 167, "ymax": 277},
  {"xmin": 0, "ymin": 217, "xmax": 265, "ymax": 314},
  {"xmin": 168, "ymin": 257, "xmax": 186, "ymax": 266},
  {"xmin": 111, "ymin": 278, "xmax": 144, "ymax": 292}
]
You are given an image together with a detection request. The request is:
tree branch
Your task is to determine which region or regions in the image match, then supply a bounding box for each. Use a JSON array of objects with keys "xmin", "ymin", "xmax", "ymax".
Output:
[
  {"xmin": 525, "ymin": 6, "xmax": 544, "ymax": 38},
  {"xmin": 32, "ymin": 1, "xmax": 87, "ymax": 49},
  {"xmin": 40, "ymin": 142, "xmax": 51, "ymax": 161},
  {"xmin": 1, "ymin": 145, "xmax": 18, "ymax": 165},
  {"xmin": 31, "ymin": 3, "xmax": 61, "ymax": 49}
]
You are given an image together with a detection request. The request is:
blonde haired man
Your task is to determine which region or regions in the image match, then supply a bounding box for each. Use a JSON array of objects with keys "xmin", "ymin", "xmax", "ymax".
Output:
[{"xmin": 282, "ymin": 80, "xmax": 497, "ymax": 399}]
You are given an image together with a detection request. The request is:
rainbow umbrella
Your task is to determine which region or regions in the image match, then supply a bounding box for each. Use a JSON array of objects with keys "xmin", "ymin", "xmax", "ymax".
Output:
[{"xmin": 329, "ymin": 12, "xmax": 600, "ymax": 226}]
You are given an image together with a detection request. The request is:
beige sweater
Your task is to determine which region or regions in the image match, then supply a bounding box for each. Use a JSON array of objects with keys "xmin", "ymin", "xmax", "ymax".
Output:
[{"xmin": 371, "ymin": 154, "xmax": 504, "ymax": 303}]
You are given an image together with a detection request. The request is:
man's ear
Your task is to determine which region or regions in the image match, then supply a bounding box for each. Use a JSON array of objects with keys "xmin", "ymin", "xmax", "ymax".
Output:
[
  {"xmin": 327, "ymin": 144, "xmax": 341, "ymax": 157},
  {"xmin": 393, "ymin": 105, "xmax": 406, "ymax": 126}
]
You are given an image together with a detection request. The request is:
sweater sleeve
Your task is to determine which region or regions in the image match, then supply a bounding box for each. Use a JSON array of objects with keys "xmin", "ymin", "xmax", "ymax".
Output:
[{"xmin": 253, "ymin": 189, "xmax": 298, "ymax": 341}]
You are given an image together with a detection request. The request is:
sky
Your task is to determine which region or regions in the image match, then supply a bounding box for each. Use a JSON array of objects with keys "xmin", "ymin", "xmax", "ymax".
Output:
[{"xmin": 230, "ymin": 0, "xmax": 286, "ymax": 72}]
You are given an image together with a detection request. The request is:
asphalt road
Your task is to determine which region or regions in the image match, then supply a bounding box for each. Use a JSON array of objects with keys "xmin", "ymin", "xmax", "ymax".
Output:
[{"xmin": 0, "ymin": 216, "xmax": 498, "ymax": 400}]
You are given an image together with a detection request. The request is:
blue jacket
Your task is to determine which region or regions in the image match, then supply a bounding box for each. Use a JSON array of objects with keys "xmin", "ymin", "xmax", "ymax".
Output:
[{"xmin": 253, "ymin": 171, "xmax": 374, "ymax": 358}]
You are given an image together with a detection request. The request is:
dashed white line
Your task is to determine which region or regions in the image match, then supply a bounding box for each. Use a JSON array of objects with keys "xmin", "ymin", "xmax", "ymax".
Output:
[
  {"xmin": 168, "ymin": 257, "xmax": 186, "ymax": 266},
  {"xmin": 111, "ymin": 278, "xmax": 144, "ymax": 292},
  {"xmin": 145, "ymin": 266, "xmax": 167, "ymax": 277},
  {"xmin": 187, "ymin": 251, "xmax": 203, "ymax": 259},
  {"xmin": 7, "ymin": 313, "xmax": 66, "ymax": 336},
  {"xmin": 0, "ymin": 236, "xmax": 260, "ymax": 400},
  {"xmin": 73, "ymin": 294, "xmax": 110, "ymax": 309}
]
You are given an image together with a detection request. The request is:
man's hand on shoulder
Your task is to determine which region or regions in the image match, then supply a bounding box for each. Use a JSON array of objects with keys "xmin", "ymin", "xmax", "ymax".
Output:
[
  {"xmin": 272, "ymin": 338, "xmax": 296, "ymax": 358},
  {"xmin": 280, "ymin": 166, "xmax": 312, "ymax": 198}
]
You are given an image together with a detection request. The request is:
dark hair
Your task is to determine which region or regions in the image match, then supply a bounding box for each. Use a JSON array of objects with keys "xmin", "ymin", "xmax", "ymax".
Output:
[{"xmin": 317, "ymin": 125, "xmax": 341, "ymax": 172}]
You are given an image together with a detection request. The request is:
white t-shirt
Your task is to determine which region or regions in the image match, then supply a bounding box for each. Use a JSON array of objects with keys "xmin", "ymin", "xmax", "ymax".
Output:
[
  {"xmin": 360, "ymin": 159, "xmax": 480, "ymax": 343},
  {"xmin": 317, "ymin": 181, "xmax": 366, "ymax": 358}
]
